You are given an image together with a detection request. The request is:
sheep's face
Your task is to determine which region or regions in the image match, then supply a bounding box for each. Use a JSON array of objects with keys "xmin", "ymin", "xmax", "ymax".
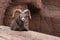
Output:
[
  {"xmin": 19, "ymin": 12, "xmax": 27, "ymax": 21},
  {"xmin": 12, "ymin": 9, "xmax": 31, "ymax": 21}
]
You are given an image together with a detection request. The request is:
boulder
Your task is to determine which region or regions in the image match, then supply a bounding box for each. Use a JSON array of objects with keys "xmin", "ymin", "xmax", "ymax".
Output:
[{"xmin": 0, "ymin": 26, "xmax": 60, "ymax": 40}]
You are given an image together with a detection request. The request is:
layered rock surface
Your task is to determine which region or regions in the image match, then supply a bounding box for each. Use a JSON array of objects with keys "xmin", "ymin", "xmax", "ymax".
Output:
[{"xmin": 0, "ymin": 26, "xmax": 60, "ymax": 40}]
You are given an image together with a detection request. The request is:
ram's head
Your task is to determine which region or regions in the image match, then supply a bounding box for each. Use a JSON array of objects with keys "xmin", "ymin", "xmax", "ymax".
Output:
[{"xmin": 12, "ymin": 9, "xmax": 31, "ymax": 21}]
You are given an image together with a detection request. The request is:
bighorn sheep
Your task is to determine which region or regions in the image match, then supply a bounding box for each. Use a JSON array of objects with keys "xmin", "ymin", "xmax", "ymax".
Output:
[{"xmin": 10, "ymin": 9, "xmax": 31, "ymax": 31}]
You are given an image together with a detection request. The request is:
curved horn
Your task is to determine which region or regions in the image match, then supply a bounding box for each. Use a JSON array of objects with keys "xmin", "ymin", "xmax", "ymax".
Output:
[
  {"xmin": 12, "ymin": 9, "xmax": 22, "ymax": 17},
  {"xmin": 26, "ymin": 9, "xmax": 31, "ymax": 19}
]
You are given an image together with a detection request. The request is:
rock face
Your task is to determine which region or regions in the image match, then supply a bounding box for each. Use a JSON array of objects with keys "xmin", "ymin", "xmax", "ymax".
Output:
[
  {"xmin": 42, "ymin": 0, "xmax": 60, "ymax": 7},
  {"xmin": 40, "ymin": 0, "xmax": 60, "ymax": 37},
  {"xmin": 11, "ymin": 0, "xmax": 42, "ymax": 8},
  {"xmin": 0, "ymin": 0, "xmax": 10, "ymax": 25}
]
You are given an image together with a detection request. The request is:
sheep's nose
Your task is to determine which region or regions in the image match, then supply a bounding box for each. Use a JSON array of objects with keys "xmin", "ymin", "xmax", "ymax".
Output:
[{"xmin": 21, "ymin": 18, "xmax": 25, "ymax": 21}]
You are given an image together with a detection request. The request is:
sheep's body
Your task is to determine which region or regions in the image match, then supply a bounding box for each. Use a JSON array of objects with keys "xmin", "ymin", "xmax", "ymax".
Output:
[{"xmin": 10, "ymin": 16, "xmax": 29, "ymax": 31}]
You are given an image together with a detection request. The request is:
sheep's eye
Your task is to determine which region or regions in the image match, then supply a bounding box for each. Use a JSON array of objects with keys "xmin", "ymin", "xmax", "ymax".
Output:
[{"xmin": 24, "ymin": 12, "xmax": 28, "ymax": 14}]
